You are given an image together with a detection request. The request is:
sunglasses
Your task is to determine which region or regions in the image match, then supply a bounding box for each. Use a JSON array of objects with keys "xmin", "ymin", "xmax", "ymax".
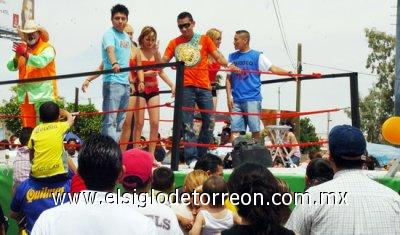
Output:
[{"xmin": 178, "ymin": 23, "xmax": 191, "ymax": 30}]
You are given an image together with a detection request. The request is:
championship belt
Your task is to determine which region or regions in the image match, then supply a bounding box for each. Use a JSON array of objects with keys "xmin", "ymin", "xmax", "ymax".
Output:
[{"xmin": 175, "ymin": 33, "xmax": 201, "ymax": 67}]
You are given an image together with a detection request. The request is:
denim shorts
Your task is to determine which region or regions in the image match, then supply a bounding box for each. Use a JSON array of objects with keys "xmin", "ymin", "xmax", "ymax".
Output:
[{"xmin": 230, "ymin": 100, "xmax": 261, "ymax": 132}]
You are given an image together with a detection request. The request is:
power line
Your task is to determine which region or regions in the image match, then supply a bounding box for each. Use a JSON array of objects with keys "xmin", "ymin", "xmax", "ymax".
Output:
[
  {"xmin": 271, "ymin": 0, "xmax": 296, "ymax": 70},
  {"xmin": 303, "ymin": 62, "xmax": 379, "ymax": 77},
  {"xmin": 273, "ymin": 0, "xmax": 295, "ymax": 70}
]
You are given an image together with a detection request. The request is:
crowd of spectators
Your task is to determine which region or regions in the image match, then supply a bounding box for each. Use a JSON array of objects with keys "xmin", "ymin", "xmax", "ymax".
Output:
[{"xmin": 0, "ymin": 102, "xmax": 399, "ymax": 235}]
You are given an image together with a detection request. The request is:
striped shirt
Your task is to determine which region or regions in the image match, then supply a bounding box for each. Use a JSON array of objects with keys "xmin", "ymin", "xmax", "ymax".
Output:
[{"xmin": 286, "ymin": 169, "xmax": 400, "ymax": 235}]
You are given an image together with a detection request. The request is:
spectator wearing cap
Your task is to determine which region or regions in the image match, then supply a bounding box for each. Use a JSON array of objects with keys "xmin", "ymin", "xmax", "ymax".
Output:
[
  {"xmin": 65, "ymin": 138, "xmax": 79, "ymax": 171},
  {"xmin": 63, "ymin": 131, "xmax": 82, "ymax": 145},
  {"xmin": 286, "ymin": 125, "xmax": 400, "ymax": 235},
  {"xmin": 210, "ymin": 127, "xmax": 233, "ymax": 158},
  {"xmin": 219, "ymin": 126, "xmax": 232, "ymax": 146},
  {"xmin": 121, "ymin": 148, "xmax": 182, "ymax": 235},
  {"xmin": 31, "ymin": 134, "xmax": 156, "ymax": 234}
]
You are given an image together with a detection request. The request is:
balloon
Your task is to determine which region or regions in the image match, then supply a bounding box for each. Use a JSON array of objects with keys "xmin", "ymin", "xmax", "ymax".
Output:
[{"xmin": 382, "ymin": 117, "xmax": 400, "ymax": 145}]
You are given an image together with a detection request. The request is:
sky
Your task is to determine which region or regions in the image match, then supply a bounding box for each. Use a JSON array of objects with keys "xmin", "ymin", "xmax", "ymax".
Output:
[{"xmin": 0, "ymin": 0, "xmax": 396, "ymax": 138}]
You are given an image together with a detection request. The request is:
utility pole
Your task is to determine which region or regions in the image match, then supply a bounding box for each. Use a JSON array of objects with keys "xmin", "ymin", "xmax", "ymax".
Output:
[
  {"xmin": 278, "ymin": 86, "xmax": 281, "ymax": 112},
  {"xmin": 295, "ymin": 43, "xmax": 302, "ymax": 139},
  {"xmin": 74, "ymin": 87, "xmax": 80, "ymax": 132},
  {"xmin": 395, "ymin": 0, "xmax": 400, "ymax": 115},
  {"xmin": 327, "ymin": 112, "xmax": 331, "ymax": 136},
  {"xmin": 74, "ymin": 87, "xmax": 79, "ymax": 112}
]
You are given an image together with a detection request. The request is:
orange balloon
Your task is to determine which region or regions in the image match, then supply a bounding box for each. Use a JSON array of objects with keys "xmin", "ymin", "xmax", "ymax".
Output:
[{"xmin": 382, "ymin": 117, "xmax": 400, "ymax": 145}]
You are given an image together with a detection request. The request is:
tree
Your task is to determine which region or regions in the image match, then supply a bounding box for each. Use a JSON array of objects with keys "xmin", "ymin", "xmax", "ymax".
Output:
[
  {"xmin": 299, "ymin": 117, "xmax": 320, "ymax": 154},
  {"xmin": 358, "ymin": 89, "xmax": 386, "ymax": 143},
  {"xmin": 0, "ymin": 96, "xmax": 20, "ymax": 135},
  {"xmin": 0, "ymin": 88, "xmax": 101, "ymax": 141},
  {"xmin": 351, "ymin": 29, "xmax": 395, "ymax": 143},
  {"xmin": 64, "ymin": 102, "xmax": 102, "ymax": 140}
]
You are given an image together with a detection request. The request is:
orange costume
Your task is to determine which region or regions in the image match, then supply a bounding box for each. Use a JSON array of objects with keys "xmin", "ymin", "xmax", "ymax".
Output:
[{"xmin": 7, "ymin": 21, "xmax": 58, "ymax": 127}]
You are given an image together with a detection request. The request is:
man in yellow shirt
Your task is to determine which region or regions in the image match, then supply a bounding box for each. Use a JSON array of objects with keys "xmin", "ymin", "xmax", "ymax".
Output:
[{"xmin": 28, "ymin": 101, "xmax": 74, "ymax": 178}]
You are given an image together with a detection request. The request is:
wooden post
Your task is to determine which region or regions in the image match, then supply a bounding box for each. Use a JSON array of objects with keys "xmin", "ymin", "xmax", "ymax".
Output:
[{"xmin": 295, "ymin": 43, "xmax": 302, "ymax": 139}]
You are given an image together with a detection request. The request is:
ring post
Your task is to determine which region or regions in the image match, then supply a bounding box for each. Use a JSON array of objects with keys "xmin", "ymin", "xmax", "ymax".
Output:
[
  {"xmin": 171, "ymin": 61, "xmax": 185, "ymax": 171},
  {"xmin": 349, "ymin": 72, "xmax": 360, "ymax": 128}
]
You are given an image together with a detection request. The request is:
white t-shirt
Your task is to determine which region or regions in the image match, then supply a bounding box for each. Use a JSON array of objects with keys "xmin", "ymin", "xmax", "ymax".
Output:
[
  {"xmin": 132, "ymin": 194, "xmax": 182, "ymax": 235},
  {"xmin": 68, "ymin": 151, "xmax": 79, "ymax": 167},
  {"xmin": 200, "ymin": 209, "xmax": 234, "ymax": 235},
  {"xmin": 258, "ymin": 53, "xmax": 273, "ymax": 72},
  {"xmin": 31, "ymin": 191, "xmax": 156, "ymax": 235}
]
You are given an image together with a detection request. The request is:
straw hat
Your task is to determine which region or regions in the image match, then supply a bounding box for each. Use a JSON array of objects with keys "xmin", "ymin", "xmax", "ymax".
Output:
[{"xmin": 18, "ymin": 20, "xmax": 49, "ymax": 42}]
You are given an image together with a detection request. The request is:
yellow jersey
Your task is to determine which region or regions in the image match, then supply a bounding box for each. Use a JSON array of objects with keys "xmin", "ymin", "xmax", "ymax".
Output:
[{"xmin": 29, "ymin": 122, "xmax": 70, "ymax": 178}]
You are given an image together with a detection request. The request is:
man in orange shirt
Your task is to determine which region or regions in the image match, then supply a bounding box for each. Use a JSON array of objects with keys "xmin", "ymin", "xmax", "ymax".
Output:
[{"xmin": 160, "ymin": 12, "xmax": 236, "ymax": 167}]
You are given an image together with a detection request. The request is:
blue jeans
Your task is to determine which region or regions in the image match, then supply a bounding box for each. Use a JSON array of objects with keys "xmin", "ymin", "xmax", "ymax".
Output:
[
  {"xmin": 182, "ymin": 87, "xmax": 214, "ymax": 164},
  {"xmin": 231, "ymin": 101, "xmax": 261, "ymax": 132},
  {"xmin": 101, "ymin": 82, "xmax": 130, "ymax": 142}
]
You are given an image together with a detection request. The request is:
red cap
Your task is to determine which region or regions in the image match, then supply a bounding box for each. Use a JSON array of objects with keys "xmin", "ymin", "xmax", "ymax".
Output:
[{"xmin": 122, "ymin": 148, "xmax": 153, "ymax": 187}]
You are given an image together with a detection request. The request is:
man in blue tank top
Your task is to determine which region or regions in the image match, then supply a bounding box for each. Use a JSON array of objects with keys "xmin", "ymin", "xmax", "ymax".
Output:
[{"xmin": 226, "ymin": 30, "xmax": 293, "ymax": 141}]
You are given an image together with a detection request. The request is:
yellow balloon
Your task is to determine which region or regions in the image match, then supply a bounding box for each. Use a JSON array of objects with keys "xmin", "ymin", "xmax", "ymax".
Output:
[{"xmin": 382, "ymin": 117, "xmax": 400, "ymax": 145}]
